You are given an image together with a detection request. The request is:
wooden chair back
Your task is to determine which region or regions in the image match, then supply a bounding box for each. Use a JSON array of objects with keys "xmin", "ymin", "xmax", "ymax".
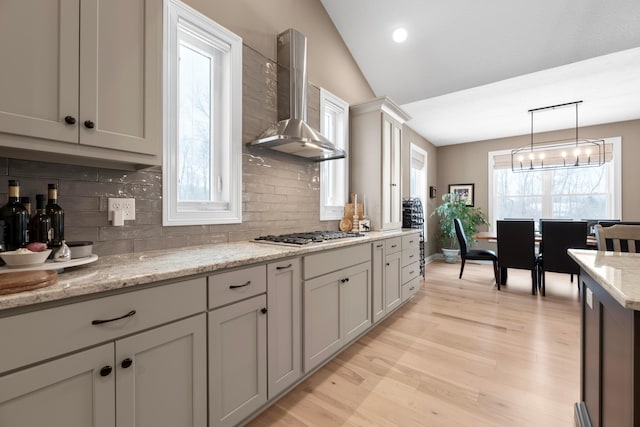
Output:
[{"xmin": 595, "ymin": 224, "xmax": 640, "ymax": 252}]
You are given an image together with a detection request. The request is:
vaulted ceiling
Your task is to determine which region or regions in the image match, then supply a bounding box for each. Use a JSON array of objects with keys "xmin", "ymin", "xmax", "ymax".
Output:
[{"xmin": 320, "ymin": 0, "xmax": 640, "ymax": 145}]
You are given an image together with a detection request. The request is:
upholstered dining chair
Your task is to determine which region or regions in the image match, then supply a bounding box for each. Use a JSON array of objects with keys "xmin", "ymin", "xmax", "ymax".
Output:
[
  {"xmin": 595, "ymin": 224, "xmax": 640, "ymax": 252},
  {"xmin": 454, "ymin": 218, "xmax": 499, "ymax": 286},
  {"xmin": 538, "ymin": 221, "xmax": 588, "ymax": 296},
  {"xmin": 496, "ymin": 220, "xmax": 538, "ymax": 294}
]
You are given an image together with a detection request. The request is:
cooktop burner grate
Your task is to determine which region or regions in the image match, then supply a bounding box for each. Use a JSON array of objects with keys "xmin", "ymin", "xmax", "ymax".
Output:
[{"xmin": 254, "ymin": 230, "xmax": 364, "ymax": 246}]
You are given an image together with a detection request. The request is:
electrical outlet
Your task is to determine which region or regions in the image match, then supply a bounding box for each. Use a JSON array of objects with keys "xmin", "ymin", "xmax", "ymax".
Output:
[{"xmin": 108, "ymin": 198, "xmax": 136, "ymax": 221}]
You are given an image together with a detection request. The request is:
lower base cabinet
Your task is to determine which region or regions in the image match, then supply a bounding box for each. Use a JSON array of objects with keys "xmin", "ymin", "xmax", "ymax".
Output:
[
  {"xmin": 0, "ymin": 314, "xmax": 207, "ymax": 427},
  {"xmin": 209, "ymin": 295, "xmax": 268, "ymax": 427},
  {"xmin": 303, "ymin": 261, "xmax": 372, "ymax": 372}
]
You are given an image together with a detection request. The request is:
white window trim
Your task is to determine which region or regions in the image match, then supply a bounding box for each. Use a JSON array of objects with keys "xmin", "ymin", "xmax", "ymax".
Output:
[
  {"xmin": 410, "ymin": 142, "xmax": 428, "ymax": 241},
  {"xmin": 319, "ymin": 88, "xmax": 349, "ymax": 221},
  {"xmin": 487, "ymin": 136, "xmax": 622, "ymax": 232},
  {"xmin": 162, "ymin": 0, "xmax": 242, "ymax": 226}
]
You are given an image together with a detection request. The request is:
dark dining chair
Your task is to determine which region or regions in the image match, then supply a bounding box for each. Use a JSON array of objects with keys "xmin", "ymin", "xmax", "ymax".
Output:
[
  {"xmin": 538, "ymin": 221, "xmax": 588, "ymax": 296},
  {"xmin": 454, "ymin": 218, "xmax": 499, "ymax": 286},
  {"xmin": 496, "ymin": 220, "xmax": 538, "ymax": 294}
]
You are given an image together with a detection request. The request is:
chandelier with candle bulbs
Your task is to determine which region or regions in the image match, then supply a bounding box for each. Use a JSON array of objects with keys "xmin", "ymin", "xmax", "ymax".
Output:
[{"xmin": 511, "ymin": 101, "xmax": 605, "ymax": 172}]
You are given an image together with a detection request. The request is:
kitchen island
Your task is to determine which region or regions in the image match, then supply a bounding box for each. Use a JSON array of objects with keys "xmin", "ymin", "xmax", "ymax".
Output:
[{"xmin": 568, "ymin": 249, "xmax": 640, "ymax": 427}]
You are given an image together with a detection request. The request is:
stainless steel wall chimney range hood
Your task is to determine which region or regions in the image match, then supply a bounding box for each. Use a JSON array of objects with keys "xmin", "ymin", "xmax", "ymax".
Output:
[{"xmin": 247, "ymin": 29, "xmax": 346, "ymax": 162}]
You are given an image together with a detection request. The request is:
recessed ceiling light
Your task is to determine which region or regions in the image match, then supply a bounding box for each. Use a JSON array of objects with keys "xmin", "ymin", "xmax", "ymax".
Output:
[{"xmin": 392, "ymin": 28, "xmax": 408, "ymax": 43}]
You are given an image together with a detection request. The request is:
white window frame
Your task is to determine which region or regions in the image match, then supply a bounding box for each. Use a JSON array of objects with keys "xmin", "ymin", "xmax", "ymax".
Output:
[
  {"xmin": 410, "ymin": 143, "xmax": 428, "ymax": 241},
  {"xmin": 487, "ymin": 136, "xmax": 622, "ymax": 231},
  {"xmin": 163, "ymin": 0, "xmax": 242, "ymax": 226},
  {"xmin": 319, "ymin": 88, "xmax": 349, "ymax": 220}
]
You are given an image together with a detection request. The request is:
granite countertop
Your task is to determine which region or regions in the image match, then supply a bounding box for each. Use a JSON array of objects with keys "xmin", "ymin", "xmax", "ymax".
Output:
[
  {"xmin": 0, "ymin": 229, "xmax": 420, "ymax": 312},
  {"xmin": 568, "ymin": 249, "xmax": 640, "ymax": 310}
]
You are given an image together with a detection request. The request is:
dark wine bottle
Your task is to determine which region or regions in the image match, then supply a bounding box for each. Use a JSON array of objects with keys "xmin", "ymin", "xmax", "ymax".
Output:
[
  {"xmin": 20, "ymin": 196, "xmax": 32, "ymax": 217},
  {"xmin": 0, "ymin": 180, "xmax": 29, "ymax": 250},
  {"xmin": 46, "ymin": 183, "xmax": 64, "ymax": 248},
  {"xmin": 29, "ymin": 194, "xmax": 51, "ymax": 244}
]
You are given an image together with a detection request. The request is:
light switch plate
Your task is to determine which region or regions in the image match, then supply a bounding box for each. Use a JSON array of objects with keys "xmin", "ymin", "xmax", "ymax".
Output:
[{"xmin": 108, "ymin": 198, "xmax": 136, "ymax": 221}]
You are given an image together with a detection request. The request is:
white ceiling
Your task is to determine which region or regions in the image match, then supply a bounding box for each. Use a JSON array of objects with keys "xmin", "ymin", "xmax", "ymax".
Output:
[{"xmin": 320, "ymin": 0, "xmax": 640, "ymax": 146}]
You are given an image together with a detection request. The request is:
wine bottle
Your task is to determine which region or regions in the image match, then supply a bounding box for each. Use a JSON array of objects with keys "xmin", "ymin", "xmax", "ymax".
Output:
[
  {"xmin": 29, "ymin": 194, "xmax": 51, "ymax": 244},
  {"xmin": 46, "ymin": 183, "xmax": 64, "ymax": 248},
  {"xmin": 20, "ymin": 196, "xmax": 32, "ymax": 217},
  {"xmin": 0, "ymin": 180, "xmax": 29, "ymax": 250}
]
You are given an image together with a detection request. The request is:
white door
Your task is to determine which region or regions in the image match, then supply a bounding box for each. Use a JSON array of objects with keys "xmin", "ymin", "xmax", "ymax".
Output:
[
  {"xmin": 0, "ymin": 0, "xmax": 79, "ymax": 143},
  {"xmin": 0, "ymin": 344, "xmax": 114, "ymax": 427},
  {"xmin": 267, "ymin": 259, "xmax": 302, "ymax": 399},
  {"xmin": 209, "ymin": 295, "xmax": 267, "ymax": 427},
  {"xmin": 115, "ymin": 314, "xmax": 207, "ymax": 427}
]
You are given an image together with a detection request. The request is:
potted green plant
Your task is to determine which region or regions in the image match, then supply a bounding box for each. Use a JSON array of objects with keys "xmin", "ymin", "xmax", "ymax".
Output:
[{"xmin": 431, "ymin": 192, "xmax": 490, "ymax": 263}]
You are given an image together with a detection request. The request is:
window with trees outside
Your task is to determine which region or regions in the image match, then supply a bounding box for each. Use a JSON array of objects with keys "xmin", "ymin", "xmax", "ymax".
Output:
[
  {"xmin": 320, "ymin": 88, "xmax": 349, "ymax": 220},
  {"xmin": 163, "ymin": 0, "xmax": 242, "ymax": 226},
  {"xmin": 488, "ymin": 137, "xmax": 621, "ymax": 230}
]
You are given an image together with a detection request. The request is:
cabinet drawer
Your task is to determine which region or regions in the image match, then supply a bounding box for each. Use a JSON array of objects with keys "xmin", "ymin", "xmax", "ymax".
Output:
[
  {"xmin": 402, "ymin": 248, "xmax": 420, "ymax": 267},
  {"xmin": 385, "ymin": 237, "xmax": 402, "ymax": 254},
  {"xmin": 303, "ymin": 243, "xmax": 370, "ymax": 280},
  {"xmin": 402, "ymin": 261, "xmax": 420, "ymax": 284},
  {"xmin": 208, "ymin": 265, "xmax": 266, "ymax": 309},
  {"xmin": 0, "ymin": 277, "xmax": 206, "ymax": 375},
  {"xmin": 402, "ymin": 234, "xmax": 420, "ymax": 250},
  {"xmin": 402, "ymin": 277, "xmax": 420, "ymax": 301}
]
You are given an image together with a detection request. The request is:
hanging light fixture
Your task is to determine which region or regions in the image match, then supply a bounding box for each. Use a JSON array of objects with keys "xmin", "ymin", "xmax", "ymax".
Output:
[{"xmin": 511, "ymin": 101, "xmax": 605, "ymax": 172}]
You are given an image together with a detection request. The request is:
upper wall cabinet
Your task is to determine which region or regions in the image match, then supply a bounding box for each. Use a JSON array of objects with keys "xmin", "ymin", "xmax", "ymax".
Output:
[
  {"xmin": 0, "ymin": 0, "xmax": 162, "ymax": 168},
  {"xmin": 350, "ymin": 97, "xmax": 410, "ymax": 231}
]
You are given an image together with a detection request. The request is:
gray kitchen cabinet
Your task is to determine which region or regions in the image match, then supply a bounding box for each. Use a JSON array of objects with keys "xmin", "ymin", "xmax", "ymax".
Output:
[
  {"xmin": 401, "ymin": 233, "xmax": 421, "ymax": 301},
  {"xmin": 0, "ymin": 0, "xmax": 161, "ymax": 167},
  {"xmin": 351, "ymin": 97, "xmax": 410, "ymax": 231},
  {"xmin": 267, "ymin": 258, "xmax": 302, "ymax": 399},
  {"xmin": 209, "ymin": 294, "xmax": 268, "ymax": 427},
  {"xmin": 372, "ymin": 240, "xmax": 386, "ymax": 322},
  {"xmin": 0, "ymin": 314, "xmax": 207, "ymax": 427},
  {"xmin": 303, "ymin": 260, "xmax": 371, "ymax": 373},
  {"xmin": 0, "ymin": 343, "xmax": 115, "ymax": 427},
  {"xmin": 384, "ymin": 237, "xmax": 402, "ymax": 312},
  {"xmin": 0, "ymin": 277, "xmax": 207, "ymax": 427}
]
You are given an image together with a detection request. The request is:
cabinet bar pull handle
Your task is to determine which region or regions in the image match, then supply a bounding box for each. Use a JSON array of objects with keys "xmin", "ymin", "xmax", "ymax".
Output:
[
  {"xmin": 410, "ymin": 254, "xmax": 414, "ymax": 258},
  {"xmin": 410, "ymin": 271, "xmax": 415, "ymax": 274},
  {"xmin": 340, "ymin": 278, "xmax": 350, "ymax": 283},
  {"xmin": 99, "ymin": 365, "xmax": 113, "ymax": 376},
  {"xmin": 376, "ymin": 244, "xmax": 383, "ymax": 248},
  {"xmin": 276, "ymin": 264, "xmax": 292, "ymax": 270},
  {"xmin": 121, "ymin": 358, "xmax": 133, "ymax": 369},
  {"xmin": 229, "ymin": 281, "xmax": 251, "ymax": 289},
  {"xmin": 391, "ymin": 244, "xmax": 397, "ymax": 248},
  {"xmin": 410, "ymin": 286, "xmax": 415, "ymax": 291},
  {"xmin": 92, "ymin": 310, "xmax": 136, "ymax": 325}
]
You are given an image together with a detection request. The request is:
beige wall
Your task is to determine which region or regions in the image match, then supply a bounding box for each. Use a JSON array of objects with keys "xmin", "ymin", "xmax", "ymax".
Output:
[
  {"xmin": 184, "ymin": 0, "xmax": 375, "ymax": 104},
  {"xmin": 402, "ymin": 126, "xmax": 439, "ymax": 255},
  {"xmin": 436, "ymin": 119, "xmax": 640, "ymax": 236}
]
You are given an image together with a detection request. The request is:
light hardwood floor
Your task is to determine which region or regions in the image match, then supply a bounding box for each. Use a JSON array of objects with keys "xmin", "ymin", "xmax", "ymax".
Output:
[{"xmin": 248, "ymin": 260, "xmax": 581, "ymax": 427}]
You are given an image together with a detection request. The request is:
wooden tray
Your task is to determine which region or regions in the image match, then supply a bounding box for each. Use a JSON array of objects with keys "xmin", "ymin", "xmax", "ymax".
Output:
[{"xmin": 0, "ymin": 270, "xmax": 58, "ymax": 295}]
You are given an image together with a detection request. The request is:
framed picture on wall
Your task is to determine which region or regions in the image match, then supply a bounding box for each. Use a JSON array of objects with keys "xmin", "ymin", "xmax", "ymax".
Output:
[{"xmin": 448, "ymin": 183, "xmax": 474, "ymax": 207}]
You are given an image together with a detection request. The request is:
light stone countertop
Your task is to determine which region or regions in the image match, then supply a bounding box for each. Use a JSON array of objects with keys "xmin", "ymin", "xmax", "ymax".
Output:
[
  {"xmin": 568, "ymin": 249, "xmax": 640, "ymax": 310},
  {"xmin": 0, "ymin": 230, "xmax": 420, "ymax": 313}
]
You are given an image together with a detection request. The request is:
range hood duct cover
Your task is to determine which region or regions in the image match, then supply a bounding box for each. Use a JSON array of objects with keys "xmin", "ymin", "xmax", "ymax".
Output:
[{"xmin": 248, "ymin": 29, "xmax": 345, "ymax": 162}]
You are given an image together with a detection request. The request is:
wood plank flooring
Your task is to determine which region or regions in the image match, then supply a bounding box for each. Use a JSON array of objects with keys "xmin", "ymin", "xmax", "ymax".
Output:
[{"xmin": 247, "ymin": 260, "xmax": 581, "ymax": 427}]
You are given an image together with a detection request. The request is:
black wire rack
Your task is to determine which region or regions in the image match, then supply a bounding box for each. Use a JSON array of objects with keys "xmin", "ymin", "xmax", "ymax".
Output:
[{"xmin": 402, "ymin": 198, "xmax": 425, "ymax": 277}]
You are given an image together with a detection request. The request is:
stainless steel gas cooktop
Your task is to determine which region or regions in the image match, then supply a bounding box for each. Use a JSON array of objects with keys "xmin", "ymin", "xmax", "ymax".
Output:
[{"xmin": 254, "ymin": 230, "xmax": 364, "ymax": 246}]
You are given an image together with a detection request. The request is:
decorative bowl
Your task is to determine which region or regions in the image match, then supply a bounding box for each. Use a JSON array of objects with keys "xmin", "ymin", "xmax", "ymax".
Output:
[{"xmin": 0, "ymin": 249, "xmax": 52, "ymax": 268}]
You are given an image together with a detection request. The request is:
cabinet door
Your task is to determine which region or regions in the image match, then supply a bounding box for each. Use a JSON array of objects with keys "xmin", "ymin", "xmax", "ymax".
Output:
[
  {"xmin": 385, "ymin": 251, "xmax": 402, "ymax": 312},
  {"xmin": 342, "ymin": 262, "xmax": 372, "ymax": 343},
  {"xmin": 0, "ymin": 0, "xmax": 79, "ymax": 143},
  {"xmin": 304, "ymin": 270, "xmax": 343, "ymax": 372},
  {"xmin": 79, "ymin": 0, "xmax": 161, "ymax": 155},
  {"xmin": 115, "ymin": 314, "xmax": 207, "ymax": 427},
  {"xmin": 0, "ymin": 344, "xmax": 114, "ymax": 427},
  {"xmin": 382, "ymin": 113, "xmax": 402, "ymax": 230},
  {"xmin": 209, "ymin": 295, "xmax": 267, "ymax": 427},
  {"xmin": 267, "ymin": 259, "xmax": 302, "ymax": 399},
  {"xmin": 372, "ymin": 241, "xmax": 386, "ymax": 323}
]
